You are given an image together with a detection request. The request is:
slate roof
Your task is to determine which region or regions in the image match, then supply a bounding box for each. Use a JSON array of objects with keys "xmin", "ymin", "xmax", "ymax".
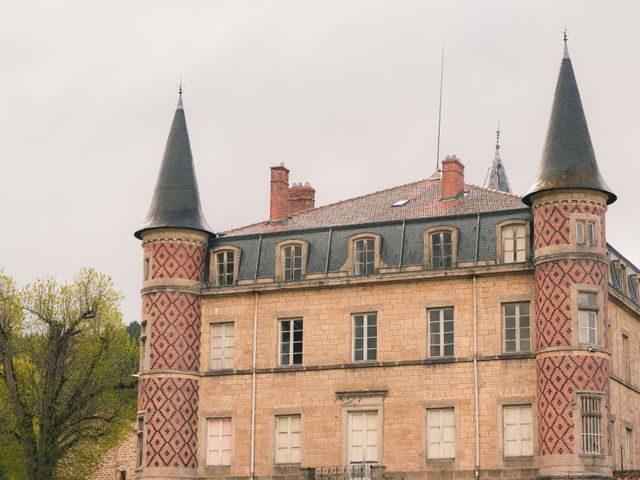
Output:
[
  {"xmin": 485, "ymin": 154, "xmax": 511, "ymax": 193},
  {"xmin": 523, "ymin": 43, "xmax": 615, "ymax": 205},
  {"xmin": 224, "ymin": 178, "xmax": 526, "ymax": 237},
  {"xmin": 135, "ymin": 95, "xmax": 212, "ymax": 239}
]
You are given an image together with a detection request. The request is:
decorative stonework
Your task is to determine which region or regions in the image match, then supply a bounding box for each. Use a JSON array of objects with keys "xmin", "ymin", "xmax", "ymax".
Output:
[
  {"xmin": 533, "ymin": 202, "xmax": 605, "ymax": 250},
  {"xmin": 139, "ymin": 377, "xmax": 199, "ymax": 468},
  {"xmin": 145, "ymin": 240, "xmax": 205, "ymax": 281},
  {"xmin": 535, "ymin": 259, "xmax": 608, "ymax": 349},
  {"xmin": 537, "ymin": 355, "xmax": 610, "ymax": 456},
  {"xmin": 143, "ymin": 292, "xmax": 201, "ymax": 371}
]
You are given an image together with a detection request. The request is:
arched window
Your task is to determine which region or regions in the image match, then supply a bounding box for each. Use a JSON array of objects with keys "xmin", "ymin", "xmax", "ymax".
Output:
[
  {"xmin": 424, "ymin": 227, "xmax": 458, "ymax": 270},
  {"xmin": 211, "ymin": 246, "xmax": 241, "ymax": 286},
  {"xmin": 340, "ymin": 233, "xmax": 384, "ymax": 276},
  {"xmin": 275, "ymin": 240, "xmax": 309, "ymax": 282}
]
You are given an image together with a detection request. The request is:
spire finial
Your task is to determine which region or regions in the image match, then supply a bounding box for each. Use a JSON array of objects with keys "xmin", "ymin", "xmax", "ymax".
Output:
[
  {"xmin": 562, "ymin": 26, "xmax": 570, "ymax": 59},
  {"xmin": 495, "ymin": 121, "xmax": 501, "ymax": 153},
  {"xmin": 177, "ymin": 77, "xmax": 184, "ymax": 96}
]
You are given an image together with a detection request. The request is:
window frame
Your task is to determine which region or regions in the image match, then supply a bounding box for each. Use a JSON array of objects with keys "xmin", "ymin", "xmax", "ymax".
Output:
[
  {"xmin": 275, "ymin": 240, "xmax": 308, "ymax": 282},
  {"xmin": 428, "ymin": 307, "xmax": 454, "ymax": 358},
  {"xmin": 210, "ymin": 322, "xmax": 235, "ymax": 370},
  {"xmin": 135, "ymin": 411, "xmax": 145, "ymax": 470},
  {"xmin": 340, "ymin": 233, "xmax": 384, "ymax": 276},
  {"xmin": 275, "ymin": 414, "xmax": 303, "ymax": 465},
  {"xmin": 352, "ymin": 312, "xmax": 378, "ymax": 362},
  {"xmin": 577, "ymin": 290, "xmax": 599, "ymax": 347},
  {"xmin": 577, "ymin": 393, "xmax": 604, "ymax": 456},
  {"xmin": 426, "ymin": 407, "xmax": 456, "ymax": 460},
  {"xmin": 279, "ymin": 318, "xmax": 304, "ymax": 367},
  {"xmin": 423, "ymin": 227, "xmax": 458, "ymax": 270},
  {"xmin": 211, "ymin": 246, "xmax": 241, "ymax": 287},
  {"xmin": 624, "ymin": 425, "xmax": 635, "ymax": 470},
  {"xmin": 570, "ymin": 214, "xmax": 600, "ymax": 248},
  {"xmin": 502, "ymin": 404, "xmax": 534, "ymax": 458},
  {"xmin": 206, "ymin": 417, "xmax": 233, "ymax": 467},
  {"xmin": 139, "ymin": 319, "xmax": 148, "ymax": 372},
  {"xmin": 502, "ymin": 302, "xmax": 531, "ymax": 354},
  {"xmin": 496, "ymin": 220, "xmax": 530, "ymax": 264},
  {"xmin": 347, "ymin": 410, "xmax": 380, "ymax": 464}
]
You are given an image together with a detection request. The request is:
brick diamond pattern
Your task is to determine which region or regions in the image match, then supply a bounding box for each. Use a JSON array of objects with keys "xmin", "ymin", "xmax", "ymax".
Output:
[
  {"xmin": 537, "ymin": 355, "xmax": 610, "ymax": 456},
  {"xmin": 534, "ymin": 203, "xmax": 605, "ymax": 250},
  {"xmin": 535, "ymin": 259, "xmax": 608, "ymax": 349},
  {"xmin": 139, "ymin": 377, "xmax": 199, "ymax": 468},
  {"xmin": 143, "ymin": 292, "xmax": 201, "ymax": 371},
  {"xmin": 146, "ymin": 240, "xmax": 205, "ymax": 281}
]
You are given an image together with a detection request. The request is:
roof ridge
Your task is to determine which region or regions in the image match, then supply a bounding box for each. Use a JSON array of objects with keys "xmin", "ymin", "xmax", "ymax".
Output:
[
  {"xmin": 224, "ymin": 176, "xmax": 436, "ymax": 235},
  {"xmin": 465, "ymin": 181, "xmax": 523, "ymax": 199}
]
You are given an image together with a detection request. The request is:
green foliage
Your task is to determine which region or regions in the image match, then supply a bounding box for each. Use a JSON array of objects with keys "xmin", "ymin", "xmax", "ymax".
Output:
[
  {"xmin": 0, "ymin": 268, "xmax": 138, "ymax": 480},
  {"xmin": 126, "ymin": 321, "xmax": 141, "ymax": 342}
]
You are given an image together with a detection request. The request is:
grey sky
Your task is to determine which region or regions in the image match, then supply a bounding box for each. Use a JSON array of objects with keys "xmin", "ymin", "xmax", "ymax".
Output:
[{"xmin": 2, "ymin": 1, "xmax": 639, "ymax": 324}]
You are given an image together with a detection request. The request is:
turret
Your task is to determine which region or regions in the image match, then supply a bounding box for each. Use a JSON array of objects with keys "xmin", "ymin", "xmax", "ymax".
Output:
[
  {"xmin": 134, "ymin": 91, "xmax": 211, "ymax": 478},
  {"xmin": 526, "ymin": 37, "xmax": 615, "ymax": 479},
  {"xmin": 484, "ymin": 126, "xmax": 511, "ymax": 193}
]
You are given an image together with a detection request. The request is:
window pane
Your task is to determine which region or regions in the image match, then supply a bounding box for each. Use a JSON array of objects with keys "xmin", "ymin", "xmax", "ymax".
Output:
[{"xmin": 576, "ymin": 221, "xmax": 585, "ymax": 244}]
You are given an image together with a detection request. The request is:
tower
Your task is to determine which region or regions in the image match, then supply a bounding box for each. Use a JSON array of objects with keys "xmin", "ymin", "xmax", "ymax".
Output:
[
  {"xmin": 523, "ymin": 39, "xmax": 616, "ymax": 479},
  {"xmin": 134, "ymin": 92, "xmax": 212, "ymax": 478}
]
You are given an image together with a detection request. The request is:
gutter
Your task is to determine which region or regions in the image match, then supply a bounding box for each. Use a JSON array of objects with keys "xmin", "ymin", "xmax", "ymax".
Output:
[{"xmin": 473, "ymin": 213, "xmax": 481, "ymax": 480}]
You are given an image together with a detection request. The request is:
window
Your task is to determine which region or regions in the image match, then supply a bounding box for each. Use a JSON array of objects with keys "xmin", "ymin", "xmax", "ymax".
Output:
[
  {"xmin": 207, "ymin": 418, "xmax": 232, "ymax": 466},
  {"xmin": 136, "ymin": 413, "xmax": 145, "ymax": 469},
  {"xmin": 355, "ymin": 238, "xmax": 375, "ymax": 276},
  {"xmin": 619, "ymin": 263, "xmax": 629, "ymax": 295},
  {"xmin": 280, "ymin": 319, "xmax": 303, "ymax": 366},
  {"xmin": 211, "ymin": 323, "xmax": 234, "ymax": 370},
  {"xmin": 276, "ymin": 415, "xmax": 302, "ymax": 464},
  {"xmin": 578, "ymin": 292, "xmax": 598, "ymax": 346},
  {"xmin": 143, "ymin": 257, "xmax": 150, "ymax": 281},
  {"xmin": 348, "ymin": 411, "xmax": 378, "ymax": 463},
  {"xmin": 503, "ymin": 405, "xmax": 533, "ymax": 457},
  {"xmin": 581, "ymin": 396, "xmax": 602, "ymax": 455},
  {"xmin": 502, "ymin": 224, "xmax": 526, "ymax": 263},
  {"xmin": 427, "ymin": 408, "xmax": 455, "ymax": 459},
  {"xmin": 429, "ymin": 308, "xmax": 454, "ymax": 357},
  {"xmin": 576, "ymin": 219, "xmax": 597, "ymax": 246},
  {"xmin": 353, "ymin": 313, "xmax": 377, "ymax": 361},
  {"xmin": 622, "ymin": 334, "xmax": 631, "ymax": 383},
  {"xmin": 215, "ymin": 250, "xmax": 235, "ymax": 286},
  {"xmin": 119, "ymin": 471, "xmax": 127, "ymax": 480},
  {"xmin": 503, "ymin": 303, "xmax": 531, "ymax": 353},
  {"xmin": 283, "ymin": 245, "xmax": 302, "ymax": 281},
  {"xmin": 625, "ymin": 427, "xmax": 635, "ymax": 469},
  {"xmin": 140, "ymin": 320, "xmax": 148, "ymax": 371},
  {"xmin": 431, "ymin": 232, "xmax": 452, "ymax": 269}
]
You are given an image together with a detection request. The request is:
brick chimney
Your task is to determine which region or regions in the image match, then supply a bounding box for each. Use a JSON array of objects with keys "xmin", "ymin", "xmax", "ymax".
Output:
[
  {"xmin": 288, "ymin": 182, "xmax": 316, "ymax": 215},
  {"xmin": 270, "ymin": 163, "xmax": 290, "ymax": 221},
  {"xmin": 441, "ymin": 155, "xmax": 465, "ymax": 199}
]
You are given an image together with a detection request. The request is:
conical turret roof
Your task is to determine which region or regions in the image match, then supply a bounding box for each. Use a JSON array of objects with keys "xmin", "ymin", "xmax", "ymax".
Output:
[
  {"xmin": 522, "ymin": 42, "xmax": 616, "ymax": 206},
  {"xmin": 485, "ymin": 127, "xmax": 511, "ymax": 193},
  {"xmin": 135, "ymin": 94, "xmax": 213, "ymax": 239}
]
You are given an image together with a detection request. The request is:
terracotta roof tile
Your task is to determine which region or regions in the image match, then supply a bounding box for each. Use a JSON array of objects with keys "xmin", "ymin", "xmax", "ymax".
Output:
[{"xmin": 223, "ymin": 178, "xmax": 526, "ymax": 237}]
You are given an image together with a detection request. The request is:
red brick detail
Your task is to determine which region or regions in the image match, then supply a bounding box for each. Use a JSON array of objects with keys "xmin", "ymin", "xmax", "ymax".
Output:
[
  {"xmin": 537, "ymin": 355, "xmax": 610, "ymax": 456},
  {"xmin": 139, "ymin": 377, "xmax": 198, "ymax": 468},
  {"xmin": 90, "ymin": 431, "xmax": 137, "ymax": 480},
  {"xmin": 143, "ymin": 292, "xmax": 201, "ymax": 371},
  {"xmin": 270, "ymin": 164, "xmax": 290, "ymax": 221},
  {"xmin": 288, "ymin": 182, "xmax": 316, "ymax": 215},
  {"xmin": 533, "ymin": 203, "xmax": 605, "ymax": 250},
  {"xmin": 535, "ymin": 259, "xmax": 608, "ymax": 349},
  {"xmin": 441, "ymin": 156, "xmax": 465, "ymax": 198},
  {"xmin": 145, "ymin": 240, "xmax": 205, "ymax": 281}
]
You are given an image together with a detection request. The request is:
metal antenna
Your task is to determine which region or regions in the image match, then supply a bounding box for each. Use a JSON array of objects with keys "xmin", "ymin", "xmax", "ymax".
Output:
[{"xmin": 435, "ymin": 45, "xmax": 445, "ymax": 174}]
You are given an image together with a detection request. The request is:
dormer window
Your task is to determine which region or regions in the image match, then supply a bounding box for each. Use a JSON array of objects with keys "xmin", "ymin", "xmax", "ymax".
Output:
[
  {"xmin": 496, "ymin": 220, "xmax": 529, "ymax": 264},
  {"xmin": 340, "ymin": 233, "xmax": 384, "ymax": 276},
  {"xmin": 275, "ymin": 240, "xmax": 309, "ymax": 282},
  {"xmin": 424, "ymin": 227, "xmax": 458, "ymax": 270},
  {"xmin": 211, "ymin": 246, "xmax": 241, "ymax": 287},
  {"xmin": 354, "ymin": 238, "xmax": 375, "ymax": 276}
]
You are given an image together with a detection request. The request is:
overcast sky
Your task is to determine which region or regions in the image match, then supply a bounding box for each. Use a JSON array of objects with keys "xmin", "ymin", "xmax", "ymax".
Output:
[{"xmin": 2, "ymin": 1, "xmax": 639, "ymax": 324}]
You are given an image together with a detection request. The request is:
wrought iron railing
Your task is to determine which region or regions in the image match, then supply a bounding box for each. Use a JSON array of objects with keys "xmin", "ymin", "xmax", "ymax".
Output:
[
  {"xmin": 614, "ymin": 471, "xmax": 640, "ymax": 480},
  {"xmin": 304, "ymin": 463, "xmax": 384, "ymax": 480}
]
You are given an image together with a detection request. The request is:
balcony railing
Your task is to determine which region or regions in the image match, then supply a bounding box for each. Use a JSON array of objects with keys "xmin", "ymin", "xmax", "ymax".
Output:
[
  {"xmin": 614, "ymin": 471, "xmax": 640, "ymax": 480},
  {"xmin": 301, "ymin": 464, "xmax": 386, "ymax": 480}
]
